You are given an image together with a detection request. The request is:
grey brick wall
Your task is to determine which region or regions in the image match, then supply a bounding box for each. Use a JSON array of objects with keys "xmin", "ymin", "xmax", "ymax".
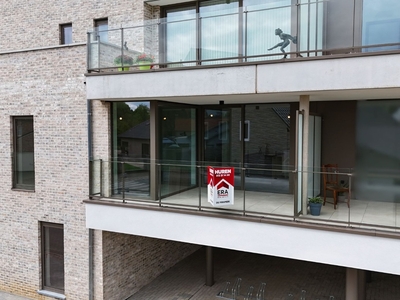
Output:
[
  {"xmin": 0, "ymin": 1, "xmax": 163, "ymax": 299},
  {"xmin": 0, "ymin": 45, "xmax": 89, "ymax": 299},
  {"xmin": 102, "ymin": 232, "xmax": 200, "ymax": 300}
]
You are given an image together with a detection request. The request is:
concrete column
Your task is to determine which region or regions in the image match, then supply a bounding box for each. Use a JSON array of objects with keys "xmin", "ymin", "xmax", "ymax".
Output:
[
  {"xmin": 358, "ymin": 269, "xmax": 366, "ymax": 300},
  {"xmin": 206, "ymin": 246, "xmax": 214, "ymax": 286},
  {"xmin": 299, "ymin": 95, "xmax": 310, "ymax": 214},
  {"xmin": 346, "ymin": 268, "xmax": 366, "ymax": 300},
  {"xmin": 150, "ymin": 101, "xmax": 158, "ymax": 200}
]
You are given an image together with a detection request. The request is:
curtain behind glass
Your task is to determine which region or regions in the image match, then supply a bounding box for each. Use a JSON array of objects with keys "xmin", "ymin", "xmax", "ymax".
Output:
[
  {"xmin": 165, "ymin": 6, "xmax": 197, "ymax": 66},
  {"xmin": 200, "ymin": 0, "xmax": 239, "ymax": 64},
  {"xmin": 355, "ymin": 100, "xmax": 400, "ymax": 202}
]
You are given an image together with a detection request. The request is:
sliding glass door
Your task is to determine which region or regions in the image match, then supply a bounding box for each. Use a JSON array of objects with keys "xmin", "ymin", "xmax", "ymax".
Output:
[{"xmin": 159, "ymin": 105, "xmax": 197, "ymax": 197}]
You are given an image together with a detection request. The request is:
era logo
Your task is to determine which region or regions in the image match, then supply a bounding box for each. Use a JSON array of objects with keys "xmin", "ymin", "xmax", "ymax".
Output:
[{"xmin": 218, "ymin": 189, "xmax": 228, "ymax": 196}]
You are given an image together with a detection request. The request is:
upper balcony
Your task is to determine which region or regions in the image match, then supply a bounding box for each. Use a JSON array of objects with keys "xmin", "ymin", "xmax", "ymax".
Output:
[{"xmin": 87, "ymin": 0, "xmax": 400, "ymax": 73}]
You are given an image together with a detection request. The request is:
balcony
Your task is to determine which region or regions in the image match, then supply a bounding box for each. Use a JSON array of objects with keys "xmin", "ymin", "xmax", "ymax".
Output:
[
  {"xmin": 86, "ymin": 0, "xmax": 400, "ymax": 73},
  {"xmin": 88, "ymin": 159, "xmax": 400, "ymax": 233}
]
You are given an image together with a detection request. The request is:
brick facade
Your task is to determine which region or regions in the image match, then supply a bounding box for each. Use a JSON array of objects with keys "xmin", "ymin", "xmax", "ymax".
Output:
[
  {"xmin": 102, "ymin": 232, "xmax": 199, "ymax": 300},
  {"xmin": 0, "ymin": 1, "xmax": 199, "ymax": 299}
]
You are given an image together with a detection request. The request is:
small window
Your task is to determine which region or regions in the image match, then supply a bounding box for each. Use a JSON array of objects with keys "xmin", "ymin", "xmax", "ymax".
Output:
[
  {"xmin": 41, "ymin": 223, "xmax": 64, "ymax": 293},
  {"xmin": 94, "ymin": 18, "xmax": 108, "ymax": 42},
  {"xmin": 60, "ymin": 23, "xmax": 72, "ymax": 44},
  {"xmin": 13, "ymin": 116, "xmax": 35, "ymax": 189}
]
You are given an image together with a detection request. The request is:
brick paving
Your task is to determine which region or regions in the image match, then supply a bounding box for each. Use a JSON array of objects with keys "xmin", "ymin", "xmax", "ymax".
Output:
[{"xmin": 129, "ymin": 247, "xmax": 400, "ymax": 300}]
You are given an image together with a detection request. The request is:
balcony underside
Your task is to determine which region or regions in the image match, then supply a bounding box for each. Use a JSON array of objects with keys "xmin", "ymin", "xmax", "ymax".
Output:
[{"xmin": 85, "ymin": 189, "xmax": 400, "ymax": 276}]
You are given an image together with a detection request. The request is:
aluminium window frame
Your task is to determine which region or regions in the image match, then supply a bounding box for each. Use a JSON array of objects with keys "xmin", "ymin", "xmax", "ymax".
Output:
[
  {"xmin": 60, "ymin": 23, "xmax": 72, "ymax": 45},
  {"xmin": 40, "ymin": 222, "xmax": 65, "ymax": 294},
  {"xmin": 12, "ymin": 115, "xmax": 35, "ymax": 190}
]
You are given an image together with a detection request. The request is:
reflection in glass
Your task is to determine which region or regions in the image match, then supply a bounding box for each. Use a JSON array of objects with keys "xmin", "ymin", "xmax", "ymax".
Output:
[
  {"xmin": 95, "ymin": 19, "xmax": 108, "ymax": 42},
  {"xmin": 200, "ymin": 0, "xmax": 239, "ymax": 64},
  {"xmin": 159, "ymin": 106, "xmax": 197, "ymax": 197},
  {"xmin": 245, "ymin": 0, "xmax": 293, "ymax": 61},
  {"xmin": 165, "ymin": 6, "xmax": 196, "ymax": 65},
  {"xmin": 355, "ymin": 100, "xmax": 400, "ymax": 202},
  {"xmin": 14, "ymin": 116, "xmax": 35, "ymax": 189},
  {"xmin": 244, "ymin": 104, "xmax": 291, "ymax": 194},
  {"xmin": 362, "ymin": 0, "xmax": 400, "ymax": 52},
  {"xmin": 112, "ymin": 102, "xmax": 151, "ymax": 198},
  {"xmin": 43, "ymin": 224, "xmax": 64, "ymax": 292}
]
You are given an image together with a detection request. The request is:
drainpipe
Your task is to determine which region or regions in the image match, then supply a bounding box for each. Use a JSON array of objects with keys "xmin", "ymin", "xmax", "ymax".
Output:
[{"xmin": 87, "ymin": 98, "xmax": 94, "ymax": 300}]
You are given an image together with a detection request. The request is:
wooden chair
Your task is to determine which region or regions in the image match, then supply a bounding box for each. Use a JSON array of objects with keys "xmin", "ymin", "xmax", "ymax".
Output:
[{"xmin": 322, "ymin": 164, "xmax": 350, "ymax": 209}]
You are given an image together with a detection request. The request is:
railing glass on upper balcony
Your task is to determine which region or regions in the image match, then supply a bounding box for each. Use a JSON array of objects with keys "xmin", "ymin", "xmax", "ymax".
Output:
[{"xmin": 87, "ymin": 0, "xmax": 400, "ymax": 72}]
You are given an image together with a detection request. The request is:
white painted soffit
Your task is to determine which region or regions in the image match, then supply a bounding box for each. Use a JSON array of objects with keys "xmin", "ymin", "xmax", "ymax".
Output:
[{"xmin": 145, "ymin": 0, "xmax": 192, "ymax": 6}]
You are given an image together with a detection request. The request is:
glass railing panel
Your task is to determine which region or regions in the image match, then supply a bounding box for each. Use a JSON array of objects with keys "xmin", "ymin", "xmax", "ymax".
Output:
[
  {"xmin": 362, "ymin": 0, "xmax": 400, "ymax": 52},
  {"xmin": 89, "ymin": 160, "xmax": 400, "ymax": 231},
  {"xmin": 352, "ymin": 171, "xmax": 400, "ymax": 230},
  {"xmin": 292, "ymin": 167, "xmax": 349, "ymax": 224},
  {"xmin": 89, "ymin": 159, "xmax": 102, "ymax": 197},
  {"xmin": 159, "ymin": 161, "xmax": 197, "ymax": 199},
  {"xmin": 243, "ymin": 168, "xmax": 294, "ymax": 218},
  {"xmin": 88, "ymin": 28, "xmax": 125, "ymax": 70},
  {"xmin": 162, "ymin": 5, "xmax": 197, "ymax": 67},
  {"xmin": 200, "ymin": 12, "xmax": 240, "ymax": 65},
  {"xmin": 122, "ymin": 160, "xmax": 151, "ymax": 198},
  {"xmin": 87, "ymin": 0, "xmax": 400, "ymax": 71},
  {"xmin": 245, "ymin": 3, "xmax": 296, "ymax": 61},
  {"xmin": 297, "ymin": 0, "xmax": 325, "ymax": 57}
]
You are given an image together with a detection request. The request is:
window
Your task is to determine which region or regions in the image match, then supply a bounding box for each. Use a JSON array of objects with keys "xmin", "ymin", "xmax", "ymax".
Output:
[
  {"xmin": 94, "ymin": 18, "xmax": 108, "ymax": 42},
  {"xmin": 60, "ymin": 23, "xmax": 72, "ymax": 45},
  {"xmin": 13, "ymin": 116, "xmax": 35, "ymax": 190},
  {"xmin": 41, "ymin": 223, "xmax": 64, "ymax": 293}
]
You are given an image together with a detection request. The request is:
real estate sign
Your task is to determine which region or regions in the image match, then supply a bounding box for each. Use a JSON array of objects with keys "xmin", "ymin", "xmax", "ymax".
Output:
[{"xmin": 207, "ymin": 166, "xmax": 235, "ymax": 206}]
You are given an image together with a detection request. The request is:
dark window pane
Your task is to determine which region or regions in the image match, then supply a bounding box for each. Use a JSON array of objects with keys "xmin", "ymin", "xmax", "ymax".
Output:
[
  {"xmin": 13, "ymin": 116, "xmax": 34, "ymax": 189},
  {"xmin": 61, "ymin": 24, "xmax": 72, "ymax": 44},
  {"xmin": 94, "ymin": 18, "xmax": 108, "ymax": 42},
  {"xmin": 42, "ymin": 224, "xmax": 64, "ymax": 292}
]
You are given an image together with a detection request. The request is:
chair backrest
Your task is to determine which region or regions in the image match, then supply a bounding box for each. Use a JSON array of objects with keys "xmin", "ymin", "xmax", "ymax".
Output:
[{"xmin": 322, "ymin": 164, "xmax": 339, "ymax": 187}]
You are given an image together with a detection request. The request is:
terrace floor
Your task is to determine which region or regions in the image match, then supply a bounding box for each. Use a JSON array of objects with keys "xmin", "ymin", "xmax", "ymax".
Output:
[{"xmin": 159, "ymin": 185, "xmax": 400, "ymax": 232}]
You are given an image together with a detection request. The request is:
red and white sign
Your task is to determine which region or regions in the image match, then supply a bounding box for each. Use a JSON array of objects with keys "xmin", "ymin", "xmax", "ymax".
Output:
[{"xmin": 208, "ymin": 166, "xmax": 235, "ymax": 206}]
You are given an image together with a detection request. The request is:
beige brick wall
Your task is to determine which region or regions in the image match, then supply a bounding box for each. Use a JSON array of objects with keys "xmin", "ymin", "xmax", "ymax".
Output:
[
  {"xmin": 0, "ymin": 45, "xmax": 89, "ymax": 299},
  {"xmin": 0, "ymin": 0, "xmax": 163, "ymax": 299},
  {"xmin": 0, "ymin": 0, "xmax": 159, "ymax": 52},
  {"xmin": 102, "ymin": 231, "xmax": 200, "ymax": 300}
]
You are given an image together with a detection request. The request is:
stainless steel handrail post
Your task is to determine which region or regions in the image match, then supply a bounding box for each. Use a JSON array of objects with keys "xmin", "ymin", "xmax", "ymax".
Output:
[
  {"xmin": 121, "ymin": 162, "xmax": 125, "ymax": 203},
  {"xmin": 198, "ymin": 165, "xmax": 202, "ymax": 211},
  {"xmin": 158, "ymin": 163, "xmax": 162, "ymax": 207},
  {"xmin": 348, "ymin": 173, "xmax": 352, "ymax": 227},
  {"xmin": 242, "ymin": 167, "xmax": 246, "ymax": 216},
  {"xmin": 99, "ymin": 159, "xmax": 103, "ymax": 197}
]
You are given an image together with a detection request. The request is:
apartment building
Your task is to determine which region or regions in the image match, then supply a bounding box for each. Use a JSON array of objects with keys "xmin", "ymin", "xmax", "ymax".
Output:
[{"xmin": 1, "ymin": 0, "xmax": 400, "ymax": 299}]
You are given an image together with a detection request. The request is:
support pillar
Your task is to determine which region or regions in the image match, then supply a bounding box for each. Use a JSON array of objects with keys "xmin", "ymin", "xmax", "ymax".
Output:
[
  {"xmin": 150, "ymin": 101, "xmax": 157, "ymax": 200},
  {"xmin": 346, "ymin": 268, "xmax": 366, "ymax": 300},
  {"xmin": 299, "ymin": 95, "xmax": 310, "ymax": 214},
  {"xmin": 206, "ymin": 246, "xmax": 214, "ymax": 286}
]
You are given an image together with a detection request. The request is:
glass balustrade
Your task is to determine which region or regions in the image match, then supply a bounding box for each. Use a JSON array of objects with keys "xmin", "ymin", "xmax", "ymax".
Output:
[
  {"xmin": 87, "ymin": 0, "xmax": 400, "ymax": 71},
  {"xmin": 89, "ymin": 159, "xmax": 400, "ymax": 232}
]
